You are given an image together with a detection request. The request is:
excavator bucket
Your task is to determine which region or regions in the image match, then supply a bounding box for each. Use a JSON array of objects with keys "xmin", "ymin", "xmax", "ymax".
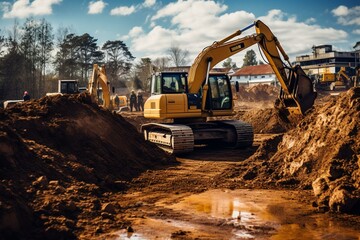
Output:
[{"xmin": 276, "ymin": 65, "xmax": 317, "ymax": 115}]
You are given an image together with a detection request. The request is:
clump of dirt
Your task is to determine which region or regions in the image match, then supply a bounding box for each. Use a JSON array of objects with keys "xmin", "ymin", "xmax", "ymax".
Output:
[
  {"xmin": 221, "ymin": 88, "xmax": 360, "ymax": 214},
  {"xmin": 0, "ymin": 93, "xmax": 175, "ymax": 239}
]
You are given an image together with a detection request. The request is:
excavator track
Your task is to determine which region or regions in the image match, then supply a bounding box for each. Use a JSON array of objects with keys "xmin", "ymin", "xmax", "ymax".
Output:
[
  {"xmin": 141, "ymin": 120, "xmax": 253, "ymax": 154},
  {"xmin": 215, "ymin": 120, "xmax": 254, "ymax": 148},
  {"xmin": 141, "ymin": 123, "xmax": 194, "ymax": 154}
]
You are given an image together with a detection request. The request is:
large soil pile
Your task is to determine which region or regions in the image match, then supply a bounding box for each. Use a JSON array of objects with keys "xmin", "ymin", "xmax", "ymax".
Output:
[
  {"xmin": 232, "ymin": 84, "xmax": 298, "ymax": 134},
  {"xmin": 237, "ymin": 84, "xmax": 279, "ymax": 102},
  {"xmin": 0, "ymin": 93, "xmax": 174, "ymax": 239},
  {"xmin": 239, "ymin": 108, "xmax": 300, "ymax": 133},
  {"xmin": 222, "ymin": 88, "xmax": 360, "ymax": 214}
]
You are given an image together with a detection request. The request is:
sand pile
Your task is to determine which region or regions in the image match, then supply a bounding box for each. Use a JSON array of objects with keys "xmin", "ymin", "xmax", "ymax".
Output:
[{"xmin": 0, "ymin": 93, "xmax": 174, "ymax": 239}]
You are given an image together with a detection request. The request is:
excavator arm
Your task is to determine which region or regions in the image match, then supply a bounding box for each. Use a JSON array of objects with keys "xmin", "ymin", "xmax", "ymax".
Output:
[
  {"xmin": 88, "ymin": 64, "xmax": 112, "ymax": 109},
  {"xmin": 188, "ymin": 20, "xmax": 317, "ymax": 115}
]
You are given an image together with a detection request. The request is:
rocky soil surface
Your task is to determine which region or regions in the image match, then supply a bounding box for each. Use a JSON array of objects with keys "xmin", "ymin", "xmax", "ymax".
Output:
[{"xmin": 0, "ymin": 85, "xmax": 359, "ymax": 239}]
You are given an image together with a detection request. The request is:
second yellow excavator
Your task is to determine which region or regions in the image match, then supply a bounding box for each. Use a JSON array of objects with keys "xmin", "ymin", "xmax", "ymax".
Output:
[
  {"xmin": 141, "ymin": 20, "xmax": 317, "ymax": 154},
  {"xmin": 88, "ymin": 64, "xmax": 128, "ymax": 110}
]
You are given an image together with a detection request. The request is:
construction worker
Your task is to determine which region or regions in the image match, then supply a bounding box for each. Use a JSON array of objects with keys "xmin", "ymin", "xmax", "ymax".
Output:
[
  {"xmin": 114, "ymin": 95, "xmax": 120, "ymax": 109},
  {"xmin": 137, "ymin": 91, "xmax": 144, "ymax": 111},
  {"xmin": 23, "ymin": 91, "xmax": 30, "ymax": 101},
  {"xmin": 129, "ymin": 90, "xmax": 137, "ymax": 112}
]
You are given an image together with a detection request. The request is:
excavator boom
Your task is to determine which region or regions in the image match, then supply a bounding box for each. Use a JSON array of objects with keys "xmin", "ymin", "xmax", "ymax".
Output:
[
  {"xmin": 188, "ymin": 20, "xmax": 316, "ymax": 115},
  {"xmin": 88, "ymin": 64, "xmax": 112, "ymax": 109}
]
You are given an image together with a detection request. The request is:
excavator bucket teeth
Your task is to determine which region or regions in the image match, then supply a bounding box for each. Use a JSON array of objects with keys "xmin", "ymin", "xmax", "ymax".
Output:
[{"xmin": 277, "ymin": 65, "xmax": 317, "ymax": 115}]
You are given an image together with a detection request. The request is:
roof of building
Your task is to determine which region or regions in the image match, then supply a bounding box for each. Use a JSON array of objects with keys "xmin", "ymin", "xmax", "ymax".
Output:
[
  {"xmin": 230, "ymin": 64, "xmax": 274, "ymax": 76},
  {"xmin": 354, "ymin": 41, "xmax": 360, "ymax": 49}
]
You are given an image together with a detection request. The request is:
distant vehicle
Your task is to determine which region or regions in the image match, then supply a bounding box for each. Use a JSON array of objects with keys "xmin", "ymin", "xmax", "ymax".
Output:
[
  {"xmin": 46, "ymin": 80, "xmax": 80, "ymax": 96},
  {"xmin": 315, "ymin": 67, "xmax": 352, "ymax": 91},
  {"xmin": 3, "ymin": 100, "xmax": 24, "ymax": 109},
  {"xmin": 88, "ymin": 64, "xmax": 128, "ymax": 111},
  {"xmin": 79, "ymin": 87, "xmax": 87, "ymax": 93}
]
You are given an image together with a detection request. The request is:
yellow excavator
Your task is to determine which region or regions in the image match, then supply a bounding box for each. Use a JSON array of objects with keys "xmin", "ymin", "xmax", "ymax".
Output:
[
  {"xmin": 316, "ymin": 67, "xmax": 352, "ymax": 91},
  {"xmin": 88, "ymin": 64, "xmax": 127, "ymax": 110},
  {"xmin": 141, "ymin": 20, "xmax": 317, "ymax": 154}
]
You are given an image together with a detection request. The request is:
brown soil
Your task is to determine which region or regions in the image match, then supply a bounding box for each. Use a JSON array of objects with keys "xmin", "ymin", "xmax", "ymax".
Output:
[{"xmin": 0, "ymin": 86, "xmax": 359, "ymax": 239}]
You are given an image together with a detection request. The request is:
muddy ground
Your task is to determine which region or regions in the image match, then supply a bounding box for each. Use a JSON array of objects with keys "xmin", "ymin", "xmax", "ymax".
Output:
[{"xmin": 0, "ymin": 86, "xmax": 359, "ymax": 239}]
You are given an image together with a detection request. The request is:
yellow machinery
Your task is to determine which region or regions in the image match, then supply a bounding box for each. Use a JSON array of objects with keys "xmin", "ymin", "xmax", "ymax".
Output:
[
  {"xmin": 141, "ymin": 20, "xmax": 317, "ymax": 154},
  {"xmin": 317, "ymin": 67, "xmax": 352, "ymax": 90},
  {"xmin": 88, "ymin": 64, "xmax": 112, "ymax": 109},
  {"xmin": 88, "ymin": 64, "xmax": 128, "ymax": 110}
]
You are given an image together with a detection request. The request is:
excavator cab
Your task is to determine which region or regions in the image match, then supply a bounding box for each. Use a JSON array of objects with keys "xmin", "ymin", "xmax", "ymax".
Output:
[{"xmin": 204, "ymin": 74, "xmax": 232, "ymax": 110}]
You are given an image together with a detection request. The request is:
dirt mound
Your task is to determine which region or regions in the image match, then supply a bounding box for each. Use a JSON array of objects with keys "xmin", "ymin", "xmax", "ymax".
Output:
[
  {"xmin": 237, "ymin": 84, "xmax": 279, "ymax": 102},
  {"xmin": 223, "ymin": 88, "xmax": 360, "ymax": 214},
  {"xmin": 239, "ymin": 108, "xmax": 300, "ymax": 134},
  {"xmin": 0, "ymin": 93, "xmax": 174, "ymax": 239}
]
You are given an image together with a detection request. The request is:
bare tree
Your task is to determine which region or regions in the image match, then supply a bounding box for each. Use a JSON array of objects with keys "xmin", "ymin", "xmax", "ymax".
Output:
[
  {"xmin": 133, "ymin": 58, "xmax": 152, "ymax": 91},
  {"xmin": 37, "ymin": 18, "xmax": 54, "ymax": 95},
  {"xmin": 167, "ymin": 44, "xmax": 189, "ymax": 67},
  {"xmin": 153, "ymin": 56, "xmax": 170, "ymax": 71}
]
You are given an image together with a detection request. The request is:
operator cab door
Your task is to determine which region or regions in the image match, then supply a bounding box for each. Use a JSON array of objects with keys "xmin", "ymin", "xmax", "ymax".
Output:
[{"xmin": 205, "ymin": 74, "xmax": 232, "ymax": 110}]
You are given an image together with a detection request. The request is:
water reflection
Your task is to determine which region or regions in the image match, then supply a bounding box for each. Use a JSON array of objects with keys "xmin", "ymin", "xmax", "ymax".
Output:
[
  {"xmin": 170, "ymin": 189, "xmax": 360, "ymax": 239},
  {"xmin": 110, "ymin": 189, "xmax": 360, "ymax": 239}
]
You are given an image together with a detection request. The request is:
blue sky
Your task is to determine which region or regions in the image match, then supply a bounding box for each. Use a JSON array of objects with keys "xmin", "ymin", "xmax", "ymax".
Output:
[{"xmin": 0, "ymin": 0, "xmax": 359, "ymax": 66}]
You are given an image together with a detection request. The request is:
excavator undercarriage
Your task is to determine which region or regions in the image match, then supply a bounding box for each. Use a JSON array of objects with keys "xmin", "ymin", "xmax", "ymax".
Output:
[{"xmin": 142, "ymin": 120, "xmax": 253, "ymax": 154}]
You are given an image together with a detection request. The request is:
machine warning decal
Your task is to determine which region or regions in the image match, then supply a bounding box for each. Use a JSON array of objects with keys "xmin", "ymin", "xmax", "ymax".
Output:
[{"xmin": 230, "ymin": 43, "xmax": 245, "ymax": 52}]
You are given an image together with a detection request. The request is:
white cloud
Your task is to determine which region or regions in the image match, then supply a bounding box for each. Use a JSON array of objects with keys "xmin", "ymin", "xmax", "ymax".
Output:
[
  {"xmin": 110, "ymin": 5, "xmax": 135, "ymax": 16},
  {"xmin": 332, "ymin": 5, "xmax": 349, "ymax": 16},
  {"xmin": 125, "ymin": 1, "xmax": 349, "ymax": 66},
  {"xmin": 305, "ymin": 17, "xmax": 316, "ymax": 24},
  {"xmin": 3, "ymin": 0, "xmax": 62, "ymax": 19},
  {"xmin": 143, "ymin": 0, "xmax": 156, "ymax": 8},
  {"xmin": 332, "ymin": 5, "xmax": 360, "ymax": 26},
  {"xmin": 258, "ymin": 10, "xmax": 347, "ymax": 57},
  {"xmin": 129, "ymin": 26, "xmax": 144, "ymax": 37},
  {"xmin": 353, "ymin": 29, "xmax": 360, "ymax": 35},
  {"xmin": 88, "ymin": 0, "xmax": 107, "ymax": 15}
]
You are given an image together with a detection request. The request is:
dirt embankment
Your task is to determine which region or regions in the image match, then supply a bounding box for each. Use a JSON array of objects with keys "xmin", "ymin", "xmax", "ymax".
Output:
[
  {"xmin": 1, "ymin": 85, "xmax": 359, "ymax": 239},
  {"xmin": 220, "ymin": 87, "xmax": 360, "ymax": 213},
  {"xmin": 0, "ymin": 93, "xmax": 174, "ymax": 239}
]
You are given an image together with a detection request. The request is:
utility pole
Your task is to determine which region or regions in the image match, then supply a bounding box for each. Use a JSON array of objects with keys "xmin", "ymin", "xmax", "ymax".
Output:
[{"xmin": 353, "ymin": 41, "xmax": 360, "ymax": 86}]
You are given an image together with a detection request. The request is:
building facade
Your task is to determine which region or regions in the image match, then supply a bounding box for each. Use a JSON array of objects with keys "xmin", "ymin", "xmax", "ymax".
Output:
[
  {"xmin": 229, "ymin": 64, "xmax": 277, "ymax": 86},
  {"xmin": 295, "ymin": 45, "xmax": 358, "ymax": 76}
]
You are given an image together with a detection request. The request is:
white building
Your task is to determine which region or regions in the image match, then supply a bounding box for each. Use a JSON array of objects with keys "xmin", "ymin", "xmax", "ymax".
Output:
[{"xmin": 229, "ymin": 64, "xmax": 277, "ymax": 86}]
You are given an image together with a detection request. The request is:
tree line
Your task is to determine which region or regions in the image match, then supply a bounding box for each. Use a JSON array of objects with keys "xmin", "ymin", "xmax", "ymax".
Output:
[
  {"xmin": 0, "ymin": 17, "xmax": 258, "ymax": 101},
  {"xmin": 0, "ymin": 18, "xmax": 139, "ymax": 100}
]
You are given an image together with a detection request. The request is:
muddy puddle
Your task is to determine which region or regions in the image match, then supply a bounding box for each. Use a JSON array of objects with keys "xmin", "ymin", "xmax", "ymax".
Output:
[{"xmin": 110, "ymin": 189, "xmax": 360, "ymax": 239}]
